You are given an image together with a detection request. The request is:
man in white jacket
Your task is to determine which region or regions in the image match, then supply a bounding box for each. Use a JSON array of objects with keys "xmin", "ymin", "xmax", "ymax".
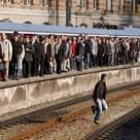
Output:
[{"xmin": 0, "ymin": 33, "xmax": 13, "ymax": 81}]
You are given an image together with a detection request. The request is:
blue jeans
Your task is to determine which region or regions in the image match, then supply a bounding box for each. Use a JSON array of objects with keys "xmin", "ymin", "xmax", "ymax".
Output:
[
  {"xmin": 14, "ymin": 58, "xmax": 23, "ymax": 78},
  {"xmin": 94, "ymin": 99, "xmax": 108, "ymax": 121},
  {"xmin": 84, "ymin": 53, "xmax": 90, "ymax": 69}
]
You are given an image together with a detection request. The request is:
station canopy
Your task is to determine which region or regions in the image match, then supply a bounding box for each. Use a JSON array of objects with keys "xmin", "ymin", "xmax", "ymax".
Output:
[{"xmin": 0, "ymin": 21, "xmax": 140, "ymax": 37}]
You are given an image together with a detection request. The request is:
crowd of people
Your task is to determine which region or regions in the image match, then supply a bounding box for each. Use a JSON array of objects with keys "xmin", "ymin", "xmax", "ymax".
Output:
[{"xmin": 0, "ymin": 32, "xmax": 140, "ymax": 81}]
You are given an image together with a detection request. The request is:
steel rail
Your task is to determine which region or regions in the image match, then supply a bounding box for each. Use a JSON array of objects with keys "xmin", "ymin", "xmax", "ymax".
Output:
[
  {"xmin": 0, "ymin": 81, "xmax": 139, "ymax": 129},
  {"xmin": 83, "ymin": 107, "xmax": 140, "ymax": 140},
  {"xmin": 9, "ymin": 85, "xmax": 140, "ymax": 140}
]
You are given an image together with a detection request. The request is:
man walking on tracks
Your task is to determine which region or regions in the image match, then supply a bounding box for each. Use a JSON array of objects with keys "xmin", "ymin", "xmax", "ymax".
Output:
[{"xmin": 93, "ymin": 74, "xmax": 108, "ymax": 124}]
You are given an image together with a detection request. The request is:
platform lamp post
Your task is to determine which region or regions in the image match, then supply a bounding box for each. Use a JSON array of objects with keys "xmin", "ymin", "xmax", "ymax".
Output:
[
  {"xmin": 66, "ymin": 0, "xmax": 72, "ymax": 26},
  {"xmin": 100, "ymin": 16, "xmax": 112, "ymax": 37}
]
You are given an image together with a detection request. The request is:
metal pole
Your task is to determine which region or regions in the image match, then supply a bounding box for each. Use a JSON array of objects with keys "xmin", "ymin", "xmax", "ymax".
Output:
[{"xmin": 66, "ymin": 0, "xmax": 72, "ymax": 26}]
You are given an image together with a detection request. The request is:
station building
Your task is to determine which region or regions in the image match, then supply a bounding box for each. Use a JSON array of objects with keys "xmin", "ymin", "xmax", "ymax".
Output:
[{"xmin": 0, "ymin": 0, "xmax": 140, "ymax": 27}]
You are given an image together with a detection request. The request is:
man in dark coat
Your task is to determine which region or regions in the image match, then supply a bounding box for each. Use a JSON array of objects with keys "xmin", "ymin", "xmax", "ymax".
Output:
[
  {"xmin": 76, "ymin": 38, "xmax": 85, "ymax": 71},
  {"xmin": 55, "ymin": 37, "xmax": 65, "ymax": 74},
  {"xmin": 129, "ymin": 39, "xmax": 137, "ymax": 64},
  {"xmin": 93, "ymin": 74, "xmax": 108, "ymax": 124},
  {"xmin": 97, "ymin": 39, "xmax": 105, "ymax": 67},
  {"xmin": 122, "ymin": 39, "xmax": 129, "ymax": 65},
  {"xmin": 107, "ymin": 39, "xmax": 113, "ymax": 66},
  {"xmin": 11, "ymin": 34, "xmax": 25, "ymax": 80},
  {"xmin": 24, "ymin": 36, "xmax": 33, "ymax": 78},
  {"xmin": 0, "ymin": 41, "xmax": 3, "ymax": 61},
  {"xmin": 114, "ymin": 38, "xmax": 121, "ymax": 66},
  {"xmin": 84, "ymin": 36, "xmax": 92, "ymax": 69},
  {"xmin": 38, "ymin": 37, "xmax": 45, "ymax": 76},
  {"xmin": 31, "ymin": 35, "xmax": 40, "ymax": 76},
  {"xmin": 0, "ymin": 41, "xmax": 5, "ymax": 81}
]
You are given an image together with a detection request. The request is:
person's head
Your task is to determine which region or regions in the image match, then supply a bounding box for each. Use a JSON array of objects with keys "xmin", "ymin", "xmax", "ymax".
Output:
[
  {"xmin": 101, "ymin": 73, "xmax": 107, "ymax": 82},
  {"xmin": 93, "ymin": 36, "xmax": 97, "ymax": 41},
  {"xmin": 50, "ymin": 35, "xmax": 54, "ymax": 40},
  {"xmin": 80, "ymin": 38, "xmax": 84, "ymax": 43},
  {"xmin": 1, "ymin": 33, "xmax": 7, "ymax": 40},
  {"xmin": 32, "ymin": 34, "xmax": 37, "ymax": 41},
  {"xmin": 85, "ymin": 34, "xmax": 88, "ymax": 40},
  {"xmin": 25, "ymin": 36, "xmax": 30, "ymax": 43},
  {"xmin": 45, "ymin": 36, "xmax": 48, "ymax": 42},
  {"xmin": 67, "ymin": 38, "xmax": 72, "ymax": 44},
  {"xmin": 72, "ymin": 37, "xmax": 76, "ymax": 42},
  {"xmin": 58, "ymin": 37, "xmax": 62, "ymax": 43},
  {"xmin": 39, "ymin": 36, "xmax": 45, "ymax": 44},
  {"xmin": 14, "ymin": 35, "xmax": 19, "ymax": 42},
  {"xmin": 0, "ymin": 34, "xmax": 1, "ymax": 41}
]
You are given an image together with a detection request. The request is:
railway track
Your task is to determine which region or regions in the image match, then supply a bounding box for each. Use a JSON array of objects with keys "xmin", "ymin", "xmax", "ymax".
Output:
[
  {"xmin": 83, "ymin": 107, "xmax": 140, "ymax": 140},
  {"xmin": 0, "ymin": 82, "xmax": 140, "ymax": 140}
]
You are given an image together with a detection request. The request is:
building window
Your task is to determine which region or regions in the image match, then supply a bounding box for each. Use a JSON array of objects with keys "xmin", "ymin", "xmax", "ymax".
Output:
[
  {"xmin": 40, "ymin": 0, "xmax": 48, "ymax": 6},
  {"xmin": 83, "ymin": 0, "xmax": 86, "ymax": 8},
  {"xmin": 78, "ymin": 0, "xmax": 87, "ymax": 9},
  {"xmin": 93, "ymin": 0, "xmax": 96, "ymax": 9},
  {"xmin": 93, "ymin": 0, "xmax": 99, "ymax": 10},
  {"xmin": 0, "ymin": 0, "xmax": 5, "ymax": 3},
  {"xmin": 118, "ymin": 0, "xmax": 124, "ymax": 13},
  {"xmin": 7, "ymin": 0, "xmax": 11, "ymax": 3},
  {"xmin": 106, "ymin": 0, "xmax": 113, "ymax": 12},
  {"xmin": 21, "ymin": 0, "xmax": 33, "ymax": 5},
  {"xmin": 0, "ymin": 0, "xmax": 14, "ymax": 3}
]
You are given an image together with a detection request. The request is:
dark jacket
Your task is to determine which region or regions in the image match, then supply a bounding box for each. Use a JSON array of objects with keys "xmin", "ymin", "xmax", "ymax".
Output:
[
  {"xmin": 46, "ymin": 43, "xmax": 52, "ymax": 62},
  {"xmin": 0, "ymin": 43, "xmax": 3, "ymax": 60},
  {"xmin": 122, "ymin": 42, "xmax": 128, "ymax": 55},
  {"xmin": 76, "ymin": 42, "xmax": 85, "ymax": 57},
  {"xmin": 32, "ymin": 40, "xmax": 40, "ymax": 58},
  {"xmin": 24, "ymin": 42, "xmax": 33, "ymax": 62},
  {"xmin": 93, "ymin": 80, "xmax": 107, "ymax": 100},
  {"xmin": 39, "ymin": 43, "xmax": 45, "ymax": 60},
  {"xmin": 115, "ymin": 41, "xmax": 121, "ymax": 55},
  {"xmin": 107, "ymin": 43, "xmax": 112, "ymax": 56},
  {"xmin": 98, "ymin": 42, "xmax": 105, "ymax": 57},
  {"xmin": 56, "ymin": 41, "xmax": 65, "ymax": 60},
  {"xmin": 130, "ymin": 41, "xmax": 136, "ymax": 51},
  {"xmin": 12, "ymin": 40, "xmax": 23, "ymax": 61},
  {"xmin": 84, "ymin": 39, "xmax": 92, "ymax": 54}
]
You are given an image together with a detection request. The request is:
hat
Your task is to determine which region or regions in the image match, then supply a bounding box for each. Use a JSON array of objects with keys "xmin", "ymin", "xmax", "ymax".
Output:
[
  {"xmin": 13, "ymin": 31, "xmax": 20, "ymax": 37},
  {"xmin": 39, "ymin": 36, "xmax": 45, "ymax": 42}
]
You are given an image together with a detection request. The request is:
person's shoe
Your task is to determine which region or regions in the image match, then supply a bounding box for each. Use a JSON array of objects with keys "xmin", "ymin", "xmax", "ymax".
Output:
[
  {"xmin": 94, "ymin": 120, "xmax": 99, "ymax": 125},
  {"xmin": 39, "ymin": 74, "xmax": 44, "ymax": 77},
  {"xmin": 3, "ymin": 79, "xmax": 7, "ymax": 82},
  {"xmin": 16, "ymin": 76, "xmax": 20, "ymax": 80}
]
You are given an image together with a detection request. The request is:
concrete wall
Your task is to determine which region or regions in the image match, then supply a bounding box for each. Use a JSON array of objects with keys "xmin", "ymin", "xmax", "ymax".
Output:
[{"xmin": 0, "ymin": 65, "xmax": 140, "ymax": 116}]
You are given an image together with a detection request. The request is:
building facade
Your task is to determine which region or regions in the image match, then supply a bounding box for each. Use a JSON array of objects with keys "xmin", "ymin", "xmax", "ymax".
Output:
[{"xmin": 0, "ymin": 0, "xmax": 140, "ymax": 27}]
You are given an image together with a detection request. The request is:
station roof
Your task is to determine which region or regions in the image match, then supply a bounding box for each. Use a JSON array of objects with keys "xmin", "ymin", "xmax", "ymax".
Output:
[{"xmin": 0, "ymin": 21, "xmax": 139, "ymax": 37}]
